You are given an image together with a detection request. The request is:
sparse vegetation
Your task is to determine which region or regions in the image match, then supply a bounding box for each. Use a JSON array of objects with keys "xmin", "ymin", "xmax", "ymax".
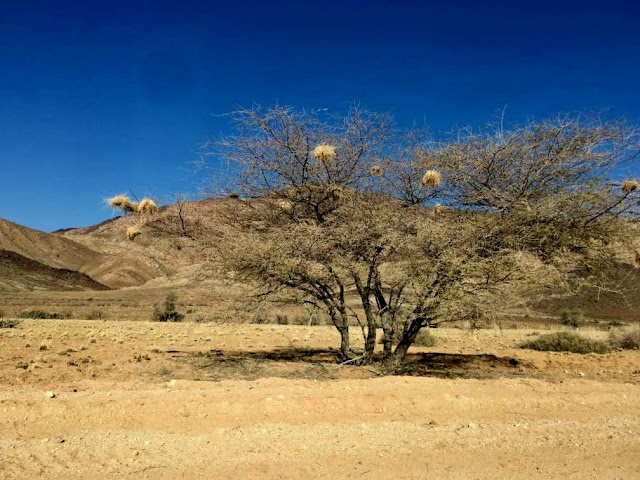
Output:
[
  {"xmin": 85, "ymin": 309, "xmax": 107, "ymax": 320},
  {"xmin": 151, "ymin": 293, "xmax": 184, "ymax": 322},
  {"xmin": 560, "ymin": 310, "xmax": 586, "ymax": 328},
  {"xmin": 610, "ymin": 327, "xmax": 640, "ymax": 350},
  {"xmin": 249, "ymin": 308, "xmax": 269, "ymax": 325},
  {"xmin": 521, "ymin": 332, "xmax": 611, "ymax": 354},
  {"xmin": 379, "ymin": 329, "xmax": 437, "ymax": 347},
  {"xmin": 18, "ymin": 310, "xmax": 72, "ymax": 320},
  {"xmin": 0, "ymin": 318, "xmax": 20, "ymax": 329},
  {"xmin": 413, "ymin": 330, "xmax": 438, "ymax": 347}
]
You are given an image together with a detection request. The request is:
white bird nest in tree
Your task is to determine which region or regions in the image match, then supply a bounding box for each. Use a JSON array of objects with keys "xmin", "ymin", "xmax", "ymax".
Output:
[
  {"xmin": 312, "ymin": 144, "xmax": 336, "ymax": 163},
  {"xmin": 421, "ymin": 170, "xmax": 442, "ymax": 188}
]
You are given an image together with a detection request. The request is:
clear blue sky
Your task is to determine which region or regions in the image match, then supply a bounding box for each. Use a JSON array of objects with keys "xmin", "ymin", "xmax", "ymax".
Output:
[{"xmin": 1, "ymin": 0, "xmax": 639, "ymax": 231}]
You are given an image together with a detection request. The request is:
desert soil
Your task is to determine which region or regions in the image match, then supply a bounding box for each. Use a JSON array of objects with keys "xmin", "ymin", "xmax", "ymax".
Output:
[{"xmin": 1, "ymin": 320, "xmax": 639, "ymax": 479}]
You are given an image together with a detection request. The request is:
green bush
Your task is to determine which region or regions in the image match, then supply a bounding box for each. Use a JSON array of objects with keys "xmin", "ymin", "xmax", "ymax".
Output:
[
  {"xmin": 521, "ymin": 331, "xmax": 610, "ymax": 354},
  {"xmin": 560, "ymin": 310, "xmax": 585, "ymax": 328},
  {"xmin": 151, "ymin": 293, "xmax": 184, "ymax": 322}
]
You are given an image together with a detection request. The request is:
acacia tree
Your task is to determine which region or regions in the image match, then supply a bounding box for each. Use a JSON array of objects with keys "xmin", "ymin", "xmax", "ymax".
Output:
[{"xmin": 209, "ymin": 106, "xmax": 639, "ymax": 368}]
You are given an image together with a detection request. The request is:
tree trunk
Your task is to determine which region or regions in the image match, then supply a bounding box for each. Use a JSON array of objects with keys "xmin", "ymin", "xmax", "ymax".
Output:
[
  {"xmin": 373, "ymin": 282, "xmax": 393, "ymax": 362},
  {"xmin": 337, "ymin": 325, "xmax": 351, "ymax": 359},
  {"xmin": 383, "ymin": 316, "xmax": 428, "ymax": 369},
  {"xmin": 362, "ymin": 323, "xmax": 377, "ymax": 363},
  {"xmin": 329, "ymin": 307, "xmax": 353, "ymax": 360},
  {"xmin": 381, "ymin": 325, "xmax": 393, "ymax": 359}
]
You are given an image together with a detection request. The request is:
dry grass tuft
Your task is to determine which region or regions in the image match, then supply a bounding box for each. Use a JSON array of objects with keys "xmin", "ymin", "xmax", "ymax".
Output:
[
  {"xmin": 126, "ymin": 226, "xmax": 142, "ymax": 241},
  {"xmin": 312, "ymin": 144, "xmax": 336, "ymax": 163},
  {"xmin": 622, "ymin": 179, "xmax": 640, "ymax": 193},
  {"xmin": 421, "ymin": 170, "xmax": 442, "ymax": 188},
  {"xmin": 370, "ymin": 165, "xmax": 383, "ymax": 176},
  {"xmin": 107, "ymin": 195, "xmax": 137, "ymax": 213}
]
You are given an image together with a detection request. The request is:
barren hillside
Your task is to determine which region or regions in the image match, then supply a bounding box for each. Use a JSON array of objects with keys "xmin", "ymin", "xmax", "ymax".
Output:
[
  {"xmin": 0, "ymin": 250, "xmax": 109, "ymax": 291},
  {"xmin": 0, "ymin": 216, "xmax": 175, "ymax": 289}
]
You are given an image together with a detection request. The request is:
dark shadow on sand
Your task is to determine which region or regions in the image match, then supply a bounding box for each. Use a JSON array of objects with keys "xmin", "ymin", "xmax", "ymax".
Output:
[{"xmin": 166, "ymin": 347, "xmax": 528, "ymax": 380}]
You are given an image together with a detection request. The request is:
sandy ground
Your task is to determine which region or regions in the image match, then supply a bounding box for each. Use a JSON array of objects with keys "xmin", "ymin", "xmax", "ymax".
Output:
[{"xmin": 1, "ymin": 320, "xmax": 639, "ymax": 479}]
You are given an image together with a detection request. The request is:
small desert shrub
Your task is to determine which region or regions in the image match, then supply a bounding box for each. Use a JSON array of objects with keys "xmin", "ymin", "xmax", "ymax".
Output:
[
  {"xmin": 249, "ymin": 309, "xmax": 269, "ymax": 324},
  {"xmin": 18, "ymin": 310, "xmax": 72, "ymax": 320},
  {"xmin": 607, "ymin": 320, "xmax": 625, "ymax": 328},
  {"xmin": 610, "ymin": 327, "xmax": 640, "ymax": 350},
  {"xmin": 275, "ymin": 314, "xmax": 289, "ymax": 325},
  {"xmin": 151, "ymin": 293, "xmax": 184, "ymax": 322},
  {"xmin": 560, "ymin": 309, "xmax": 585, "ymax": 328},
  {"xmin": 413, "ymin": 330, "xmax": 438, "ymax": 347},
  {"xmin": 0, "ymin": 318, "xmax": 19, "ymax": 329},
  {"xmin": 520, "ymin": 332, "xmax": 610, "ymax": 354},
  {"xmin": 291, "ymin": 315, "xmax": 320, "ymax": 326},
  {"xmin": 85, "ymin": 309, "xmax": 107, "ymax": 320},
  {"xmin": 192, "ymin": 315, "xmax": 213, "ymax": 323}
]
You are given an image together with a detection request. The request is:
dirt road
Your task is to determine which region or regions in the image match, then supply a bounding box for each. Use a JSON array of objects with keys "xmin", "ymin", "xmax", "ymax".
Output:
[{"xmin": 1, "ymin": 321, "xmax": 639, "ymax": 479}]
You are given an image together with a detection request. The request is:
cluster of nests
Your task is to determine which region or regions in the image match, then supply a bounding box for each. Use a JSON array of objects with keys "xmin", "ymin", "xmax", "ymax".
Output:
[
  {"xmin": 312, "ymin": 144, "xmax": 443, "ymax": 188},
  {"xmin": 276, "ymin": 145, "xmax": 445, "ymax": 216},
  {"xmin": 107, "ymin": 195, "xmax": 158, "ymax": 214},
  {"xmin": 106, "ymin": 195, "xmax": 158, "ymax": 241}
]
